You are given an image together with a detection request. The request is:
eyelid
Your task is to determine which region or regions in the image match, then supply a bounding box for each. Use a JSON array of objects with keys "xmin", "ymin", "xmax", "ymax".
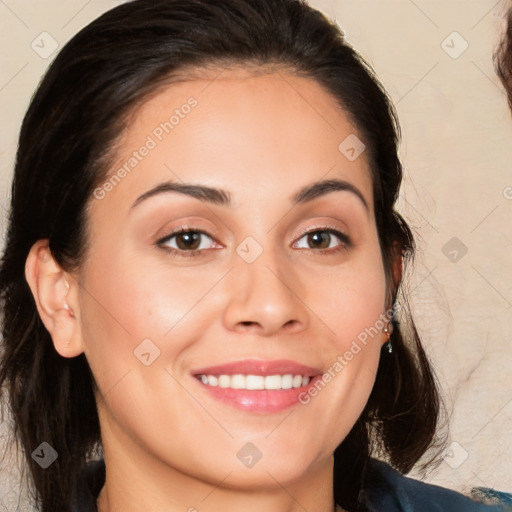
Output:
[
  {"xmin": 294, "ymin": 223, "xmax": 350, "ymax": 243},
  {"xmin": 156, "ymin": 224, "xmax": 219, "ymax": 246}
]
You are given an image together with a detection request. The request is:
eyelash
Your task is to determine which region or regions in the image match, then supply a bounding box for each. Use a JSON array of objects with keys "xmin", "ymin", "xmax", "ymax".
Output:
[{"xmin": 156, "ymin": 224, "xmax": 351, "ymax": 258}]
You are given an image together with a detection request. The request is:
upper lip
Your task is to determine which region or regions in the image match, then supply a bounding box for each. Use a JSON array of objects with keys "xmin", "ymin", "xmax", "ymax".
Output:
[{"xmin": 192, "ymin": 359, "xmax": 322, "ymax": 377}]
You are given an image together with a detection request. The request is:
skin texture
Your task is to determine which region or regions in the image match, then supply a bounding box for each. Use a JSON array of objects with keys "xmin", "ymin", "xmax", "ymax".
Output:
[{"xmin": 25, "ymin": 68, "xmax": 394, "ymax": 512}]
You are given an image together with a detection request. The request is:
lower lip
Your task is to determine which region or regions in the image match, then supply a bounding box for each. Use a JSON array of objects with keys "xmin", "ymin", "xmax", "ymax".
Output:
[{"xmin": 194, "ymin": 376, "xmax": 320, "ymax": 413}]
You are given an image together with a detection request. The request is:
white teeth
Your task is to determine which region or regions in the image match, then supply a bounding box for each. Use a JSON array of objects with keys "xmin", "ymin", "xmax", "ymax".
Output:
[
  {"xmin": 281, "ymin": 374, "xmax": 293, "ymax": 389},
  {"xmin": 231, "ymin": 374, "xmax": 246, "ymax": 389},
  {"xmin": 264, "ymin": 375, "xmax": 282, "ymax": 390},
  {"xmin": 218, "ymin": 375, "xmax": 230, "ymax": 388},
  {"xmin": 246, "ymin": 375, "xmax": 265, "ymax": 390},
  {"xmin": 197, "ymin": 374, "xmax": 311, "ymax": 390},
  {"xmin": 293, "ymin": 375, "xmax": 303, "ymax": 388}
]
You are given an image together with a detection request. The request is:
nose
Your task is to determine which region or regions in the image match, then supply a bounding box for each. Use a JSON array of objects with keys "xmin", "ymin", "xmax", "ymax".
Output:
[{"xmin": 222, "ymin": 248, "xmax": 309, "ymax": 337}]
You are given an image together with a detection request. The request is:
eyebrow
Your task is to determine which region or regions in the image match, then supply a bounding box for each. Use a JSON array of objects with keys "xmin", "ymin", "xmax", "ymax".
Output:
[{"xmin": 130, "ymin": 178, "xmax": 369, "ymax": 212}]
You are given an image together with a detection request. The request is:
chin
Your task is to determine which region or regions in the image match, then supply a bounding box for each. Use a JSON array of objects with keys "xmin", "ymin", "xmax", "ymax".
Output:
[{"xmin": 191, "ymin": 443, "xmax": 328, "ymax": 491}]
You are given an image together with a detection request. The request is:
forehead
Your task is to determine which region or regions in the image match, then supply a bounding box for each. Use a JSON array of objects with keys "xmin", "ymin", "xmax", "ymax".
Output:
[{"xmin": 96, "ymin": 67, "xmax": 373, "ymax": 213}]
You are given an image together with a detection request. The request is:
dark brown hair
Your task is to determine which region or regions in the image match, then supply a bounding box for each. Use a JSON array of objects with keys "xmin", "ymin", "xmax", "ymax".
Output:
[
  {"xmin": 0, "ymin": 1, "xmax": 444, "ymax": 510},
  {"xmin": 495, "ymin": 6, "xmax": 512, "ymax": 111}
]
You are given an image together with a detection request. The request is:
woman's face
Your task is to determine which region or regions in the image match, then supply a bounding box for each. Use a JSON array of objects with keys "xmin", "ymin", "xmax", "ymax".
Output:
[{"xmin": 76, "ymin": 68, "xmax": 388, "ymax": 487}]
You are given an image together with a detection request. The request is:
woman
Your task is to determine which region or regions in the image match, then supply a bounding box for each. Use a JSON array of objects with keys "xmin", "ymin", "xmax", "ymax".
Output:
[{"xmin": 0, "ymin": 0, "xmax": 510, "ymax": 511}]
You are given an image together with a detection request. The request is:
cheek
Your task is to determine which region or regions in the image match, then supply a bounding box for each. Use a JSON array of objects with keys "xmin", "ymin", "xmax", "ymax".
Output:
[
  {"xmin": 77, "ymin": 246, "xmax": 230, "ymax": 390},
  {"xmin": 329, "ymin": 245, "xmax": 387, "ymax": 372},
  {"xmin": 305, "ymin": 245, "xmax": 387, "ymax": 345},
  {"xmin": 297, "ymin": 245, "xmax": 387, "ymax": 441}
]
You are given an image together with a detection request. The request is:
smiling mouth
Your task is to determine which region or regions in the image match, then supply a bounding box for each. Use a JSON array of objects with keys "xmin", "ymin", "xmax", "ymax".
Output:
[
  {"xmin": 195, "ymin": 373, "xmax": 311, "ymax": 390},
  {"xmin": 190, "ymin": 359, "xmax": 322, "ymax": 413}
]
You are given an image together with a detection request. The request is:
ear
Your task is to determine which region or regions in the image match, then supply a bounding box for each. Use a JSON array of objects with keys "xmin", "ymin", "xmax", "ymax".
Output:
[{"xmin": 25, "ymin": 239, "xmax": 83, "ymax": 358}]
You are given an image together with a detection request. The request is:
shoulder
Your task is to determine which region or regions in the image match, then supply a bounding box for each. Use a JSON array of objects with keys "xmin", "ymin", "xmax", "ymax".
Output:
[{"xmin": 363, "ymin": 458, "xmax": 512, "ymax": 512}]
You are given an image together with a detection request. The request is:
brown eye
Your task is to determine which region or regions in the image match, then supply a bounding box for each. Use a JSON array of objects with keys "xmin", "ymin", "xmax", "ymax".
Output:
[
  {"xmin": 306, "ymin": 231, "xmax": 331, "ymax": 249},
  {"xmin": 174, "ymin": 231, "xmax": 202, "ymax": 250},
  {"xmin": 157, "ymin": 229, "xmax": 215, "ymax": 253},
  {"xmin": 294, "ymin": 229, "xmax": 350, "ymax": 252}
]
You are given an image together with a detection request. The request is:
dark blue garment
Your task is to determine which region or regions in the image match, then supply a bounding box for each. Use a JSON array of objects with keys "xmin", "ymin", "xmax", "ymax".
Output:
[
  {"xmin": 362, "ymin": 459, "xmax": 512, "ymax": 511},
  {"xmin": 71, "ymin": 457, "xmax": 512, "ymax": 511}
]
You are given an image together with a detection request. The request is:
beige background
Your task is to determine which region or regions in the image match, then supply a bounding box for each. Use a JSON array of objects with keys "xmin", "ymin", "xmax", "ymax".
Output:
[{"xmin": 1, "ymin": 0, "xmax": 511, "ymax": 509}]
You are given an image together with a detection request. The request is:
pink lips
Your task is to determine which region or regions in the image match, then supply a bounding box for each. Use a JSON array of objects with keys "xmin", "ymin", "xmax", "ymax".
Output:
[
  {"xmin": 191, "ymin": 359, "xmax": 322, "ymax": 413},
  {"xmin": 193, "ymin": 359, "xmax": 321, "ymax": 377}
]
